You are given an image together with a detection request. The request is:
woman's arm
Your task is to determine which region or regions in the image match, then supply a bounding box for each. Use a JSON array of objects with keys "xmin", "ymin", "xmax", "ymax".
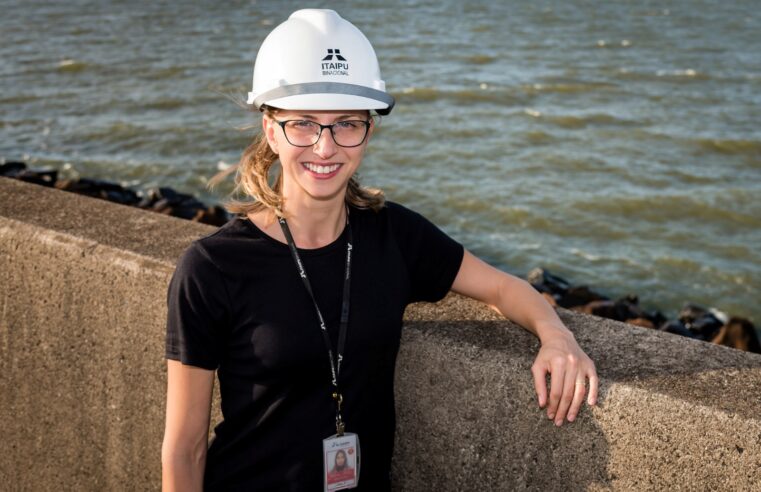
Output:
[
  {"xmin": 161, "ymin": 360, "xmax": 215, "ymax": 491},
  {"xmin": 451, "ymin": 250, "xmax": 598, "ymax": 426}
]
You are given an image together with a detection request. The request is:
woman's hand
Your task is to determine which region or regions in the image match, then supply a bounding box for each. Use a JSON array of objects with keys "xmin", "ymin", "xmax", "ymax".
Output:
[
  {"xmin": 451, "ymin": 249, "xmax": 599, "ymax": 425},
  {"xmin": 531, "ymin": 327, "xmax": 598, "ymax": 426}
]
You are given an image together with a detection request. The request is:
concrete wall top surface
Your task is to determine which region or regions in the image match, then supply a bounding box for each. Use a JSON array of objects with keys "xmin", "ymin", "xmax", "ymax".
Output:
[{"xmin": 0, "ymin": 175, "xmax": 215, "ymax": 265}]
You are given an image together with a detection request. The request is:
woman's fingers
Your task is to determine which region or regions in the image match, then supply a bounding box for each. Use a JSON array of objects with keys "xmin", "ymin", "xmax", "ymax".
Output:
[
  {"xmin": 567, "ymin": 377, "xmax": 587, "ymax": 422},
  {"xmin": 587, "ymin": 370, "xmax": 599, "ymax": 406},
  {"xmin": 531, "ymin": 362, "xmax": 549, "ymax": 408},
  {"xmin": 546, "ymin": 357, "xmax": 566, "ymax": 420},
  {"xmin": 552, "ymin": 356, "xmax": 578, "ymax": 425}
]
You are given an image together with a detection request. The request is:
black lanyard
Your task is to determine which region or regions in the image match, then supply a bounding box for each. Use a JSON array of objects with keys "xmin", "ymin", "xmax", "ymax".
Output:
[{"xmin": 278, "ymin": 208, "xmax": 352, "ymax": 435}]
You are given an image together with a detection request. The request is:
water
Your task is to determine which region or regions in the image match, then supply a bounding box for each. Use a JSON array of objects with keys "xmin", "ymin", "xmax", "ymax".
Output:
[{"xmin": 1, "ymin": 0, "xmax": 759, "ymax": 329}]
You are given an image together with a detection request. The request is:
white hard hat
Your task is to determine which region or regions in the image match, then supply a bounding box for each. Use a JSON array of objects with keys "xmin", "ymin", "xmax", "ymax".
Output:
[{"xmin": 247, "ymin": 9, "xmax": 395, "ymax": 115}]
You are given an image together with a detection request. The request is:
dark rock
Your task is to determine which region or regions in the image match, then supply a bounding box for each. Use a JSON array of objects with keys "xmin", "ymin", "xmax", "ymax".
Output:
[
  {"xmin": 711, "ymin": 317, "xmax": 761, "ymax": 354},
  {"xmin": 676, "ymin": 303, "xmax": 723, "ymax": 340},
  {"xmin": 140, "ymin": 187, "xmax": 205, "ymax": 209},
  {"xmin": 573, "ymin": 295, "xmax": 646, "ymax": 322},
  {"xmin": 688, "ymin": 313, "xmax": 724, "ymax": 341},
  {"xmin": 137, "ymin": 186, "xmax": 231, "ymax": 225},
  {"xmin": 527, "ymin": 268, "xmax": 571, "ymax": 297},
  {"xmin": 678, "ymin": 303, "xmax": 709, "ymax": 325},
  {"xmin": 659, "ymin": 320, "xmax": 696, "ymax": 338},
  {"xmin": 573, "ymin": 300, "xmax": 615, "ymax": 319},
  {"xmin": 625, "ymin": 317, "xmax": 655, "ymax": 329},
  {"xmin": 56, "ymin": 178, "xmax": 140, "ymax": 206},
  {"xmin": 0, "ymin": 161, "xmax": 28, "ymax": 176},
  {"xmin": 556, "ymin": 285, "xmax": 608, "ymax": 308},
  {"xmin": 643, "ymin": 310, "xmax": 668, "ymax": 328},
  {"xmin": 193, "ymin": 205, "xmax": 231, "ymax": 227},
  {"xmin": 1, "ymin": 161, "xmax": 57, "ymax": 187}
]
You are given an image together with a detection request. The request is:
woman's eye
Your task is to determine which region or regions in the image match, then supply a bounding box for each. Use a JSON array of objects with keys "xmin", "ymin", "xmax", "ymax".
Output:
[
  {"xmin": 336, "ymin": 121, "xmax": 361, "ymax": 129},
  {"xmin": 292, "ymin": 120, "xmax": 316, "ymax": 129}
]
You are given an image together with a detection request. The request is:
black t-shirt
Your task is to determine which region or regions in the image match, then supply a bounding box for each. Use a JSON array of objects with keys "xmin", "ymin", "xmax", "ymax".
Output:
[{"xmin": 165, "ymin": 202, "xmax": 464, "ymax": 491}]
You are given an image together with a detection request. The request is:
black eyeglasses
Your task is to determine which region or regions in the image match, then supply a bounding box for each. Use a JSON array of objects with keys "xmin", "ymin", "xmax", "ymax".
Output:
[{"xmin": 274, "ymin": 119, "xmax": 371, "ymax": 148}]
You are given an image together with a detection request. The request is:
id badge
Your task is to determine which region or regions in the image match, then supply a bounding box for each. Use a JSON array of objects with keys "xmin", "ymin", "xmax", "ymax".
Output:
[{"xmin": 323, "ymin": 433, "xmax": 360, "ymax": 491}]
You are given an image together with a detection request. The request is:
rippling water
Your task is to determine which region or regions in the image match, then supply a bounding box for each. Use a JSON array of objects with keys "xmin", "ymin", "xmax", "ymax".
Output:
[{"xmin": 2, "ymin": 0, "xmax": 759, "ymax": 329}]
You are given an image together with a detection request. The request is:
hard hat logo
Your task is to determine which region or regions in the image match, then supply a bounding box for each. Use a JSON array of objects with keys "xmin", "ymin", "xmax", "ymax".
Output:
[
  {"xmin": 322, "ymin": 49, "xmax": 347, "ymax": 62},
  {"xmin": 321, "ymin": 49, "xmax": 350, "ymax": 76}
]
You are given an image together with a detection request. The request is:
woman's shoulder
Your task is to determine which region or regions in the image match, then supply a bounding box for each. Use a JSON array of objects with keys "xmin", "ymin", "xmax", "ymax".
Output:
[
  {"xmin": 350, "ymin": 201, "xmax": 440, "ymax": 242},
  {"xmin": 174, "ymin": 216, "xmax": 265, "ymax": 273},
  {"xmin": 352, "ymin": 200, "xmax": 422, "ymax": 222},
  {"xmin": 371, "ymin": 200, "xmax": 434, "ymax": 228}
]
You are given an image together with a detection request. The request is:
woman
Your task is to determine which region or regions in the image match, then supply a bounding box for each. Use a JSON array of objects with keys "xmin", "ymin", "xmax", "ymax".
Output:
[{"xmin": 162, "ymin": 9, "xmax": 597, "ymax": 491}]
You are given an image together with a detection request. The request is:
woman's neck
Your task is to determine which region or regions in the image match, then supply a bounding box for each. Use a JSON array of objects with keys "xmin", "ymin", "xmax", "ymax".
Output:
[
  {"xmin": 249, "ymin": 192, "xmax": 347, "ymax": 249},
  {"xmin": 282, "ymin": 195, "xmax": 347, "ymax": 249}
]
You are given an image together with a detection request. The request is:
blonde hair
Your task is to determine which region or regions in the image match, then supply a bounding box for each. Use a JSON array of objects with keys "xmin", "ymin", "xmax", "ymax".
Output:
[{"xmin": 208, "ymin": 107, "xmax": 385, "ymax": 217}]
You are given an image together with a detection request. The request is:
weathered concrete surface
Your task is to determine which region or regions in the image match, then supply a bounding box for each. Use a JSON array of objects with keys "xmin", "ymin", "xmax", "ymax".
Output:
[
  {"xmin": 2, "ymin": 177, "xmax": 761, "ymax": 491},
  {"xmin": 398, "ymin": 298, "xmax": 761, "ymax": 490},
  {"xmin": 0, "ymin": 178, "xmax": 220, "ymax": 490}
]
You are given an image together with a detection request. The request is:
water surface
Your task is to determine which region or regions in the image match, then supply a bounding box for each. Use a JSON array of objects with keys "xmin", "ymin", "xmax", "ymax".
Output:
[{"xmin": 1, "ymin": 0, "xmax": 759, "ymax": 328}]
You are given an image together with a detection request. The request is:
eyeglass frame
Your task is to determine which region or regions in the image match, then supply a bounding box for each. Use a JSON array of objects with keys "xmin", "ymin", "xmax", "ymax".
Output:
[{"xmin": 273, "ymin": 118, "xmax": 373, "ymax": 148}]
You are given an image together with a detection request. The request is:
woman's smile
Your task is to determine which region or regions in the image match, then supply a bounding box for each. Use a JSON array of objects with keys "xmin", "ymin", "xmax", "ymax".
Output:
[{"xmin": 301, "ymin": 161, "xmax": 343, "ymax": 178}]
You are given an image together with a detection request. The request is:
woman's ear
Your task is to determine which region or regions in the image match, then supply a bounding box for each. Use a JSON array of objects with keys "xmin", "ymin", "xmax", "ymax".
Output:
[{"xmin": 261, "ymin": 114, "xmax": 279, "ymax": 154}]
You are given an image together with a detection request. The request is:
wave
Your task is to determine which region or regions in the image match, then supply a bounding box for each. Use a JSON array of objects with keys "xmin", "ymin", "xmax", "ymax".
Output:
[
  {"xmin": 463, "ymin": 55, "xmax": 496, "ymax": 65},
  {"xmin": 694, "ymin": 138, "xmax": 761, "ymax": 157},
  {"xmin": 140, "ymin": 66, "xmax": 186, "ymax": 80},
  {"xmin": 613, "ymin": 68, "xmax": 710, "ymax": 82},
  {"xmin": 79, "ymin": 122, "xmax": 144, "ymax": 141},
  {"xmin": 141, "ymin": 99, "xmax": 186, "ymax": 111},
  {"xmin": 392, "ymin": 86, "xmax": 525, "ymax": 105},
  {"xmin": 391, "ymin": 80, "xmax": 621, "ymax": 106},
  {"xmin": 56, "ymin": 59, "xmax": 89, "ymax": 72},
  {"xmin": 522, "ymin": 109, "xmax": 640, "ymax": 129},
  {"xmin": 520, "ymin": 81, "xmax": 618, "ymax": 95},
  {"xmin": 572, "ymin": 194, "xmax": 761, "ymax": 228},
  {"xmin": 661, "ymin": 169, "xmax": 717, "ymax": 185},
  {"xmin": 655, "ymin": 69, "xmax": 704, "ymax": 78},
  {"xmin": 626, "ymin": 130, "xmax": 761, "ymax": 159},
  {"xmin": 521, "ymin": 130, "xmax": 556, "ymax": 145},
  {"xmin": 0, "ymin": 94, "xmax": 40, "ymax": 104}
]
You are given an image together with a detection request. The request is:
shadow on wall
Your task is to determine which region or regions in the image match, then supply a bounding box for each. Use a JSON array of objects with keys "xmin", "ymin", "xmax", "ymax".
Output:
[{"xmin": 392, "ymin": 319, "xmax": 611, "ymax": 490}]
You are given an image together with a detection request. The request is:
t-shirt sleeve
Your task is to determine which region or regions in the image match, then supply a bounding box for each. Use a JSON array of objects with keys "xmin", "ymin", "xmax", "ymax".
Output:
[
  {"xmin": 387, "ymin": 203, "xmax": 465, "ymax": 304},
  {"xmin": 165, "ymin": 241, "xmax": 230, "ymax": 370}
]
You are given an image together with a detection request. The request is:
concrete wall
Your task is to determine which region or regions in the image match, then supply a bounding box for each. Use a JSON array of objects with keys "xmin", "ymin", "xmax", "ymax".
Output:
[{"xmin": 1, "ymin": 177, "xmax": 760, "ymax": 491}]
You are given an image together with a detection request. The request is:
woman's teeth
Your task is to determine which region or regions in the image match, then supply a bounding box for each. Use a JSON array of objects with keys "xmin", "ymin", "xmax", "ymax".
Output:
[{"xmin": 303, "ymin": 163, "xmax": 340, "ymax": 174}]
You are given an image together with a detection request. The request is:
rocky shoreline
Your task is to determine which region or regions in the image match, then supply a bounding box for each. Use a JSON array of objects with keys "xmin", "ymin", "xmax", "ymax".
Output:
[
  {"xmin": 1, "ymin": 161, "xmax": 231, "ymax": 226},
  {"xmin": 528, "ymin": 268, "xmax": 759, "ymax": 353},
  {"xmin": 3, "ymin": 161, "xmax": 758, "ymax": 354}
]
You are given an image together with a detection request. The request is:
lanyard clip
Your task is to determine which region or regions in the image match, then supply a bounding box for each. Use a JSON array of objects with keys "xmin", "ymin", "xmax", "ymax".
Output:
[
  {"xmin": 332, "ymin": 392, "xmax": 343, "ymax": 410},
  {"xmin": 333, "ymin": 392, "xmax": 345, "ymax": 436}
]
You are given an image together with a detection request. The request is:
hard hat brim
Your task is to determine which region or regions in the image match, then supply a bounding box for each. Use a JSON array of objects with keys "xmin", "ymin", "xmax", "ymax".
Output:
[
  {"xmin": 249, "ymin": 82, "xmax": 394, "ymax": 115},
  {"xmin": 265, "ymin": 94, "xmax": 391, "ymax": 114}
]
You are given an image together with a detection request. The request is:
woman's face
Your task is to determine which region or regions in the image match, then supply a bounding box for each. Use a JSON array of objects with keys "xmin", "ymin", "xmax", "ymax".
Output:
[
  {"xmin": 262, "ymin": 109, "xmax": 374, "ymax": 205},
  {"xmin": 335, "ymin": 451, "xmax": 346, "ymax": 467}
]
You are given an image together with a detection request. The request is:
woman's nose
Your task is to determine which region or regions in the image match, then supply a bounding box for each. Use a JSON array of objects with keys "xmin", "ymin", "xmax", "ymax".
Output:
[{"xmin": 312, "ymin": 128, "xmax": 338, "ymax": 158}]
